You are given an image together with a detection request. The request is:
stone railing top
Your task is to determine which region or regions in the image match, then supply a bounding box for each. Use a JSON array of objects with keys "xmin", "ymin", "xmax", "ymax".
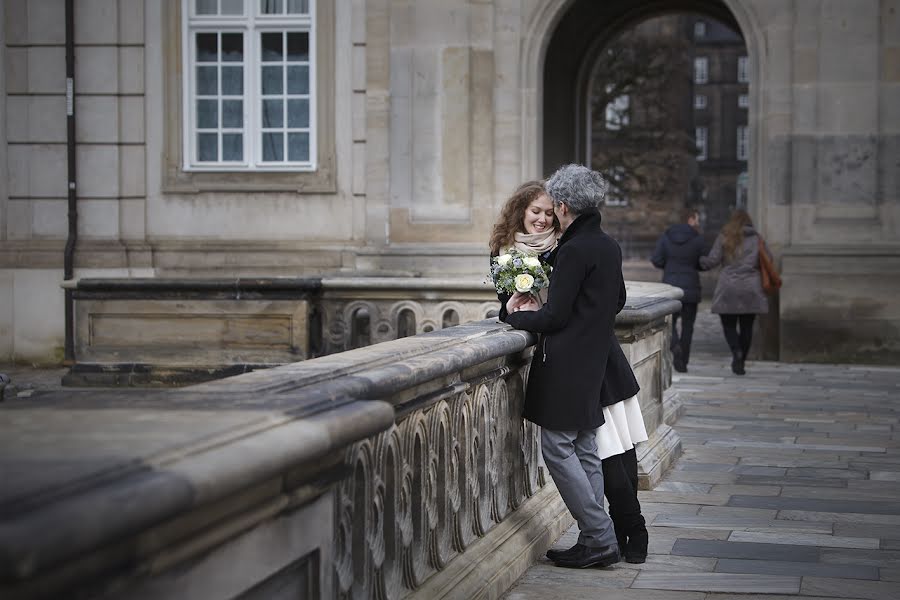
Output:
[{"xmin": 0, "ymin": 320, "xmax": 535, "ymax": 582}]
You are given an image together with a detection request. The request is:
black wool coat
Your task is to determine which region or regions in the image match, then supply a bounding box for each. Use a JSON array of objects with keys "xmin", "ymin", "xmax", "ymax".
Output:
[
  {"xmin": 504, "ymin": 213, "xmax": 640, "ymax": 431},
  {"xmin": 650, "ymin": 223, "xmax": 706, "ymax": 304}
]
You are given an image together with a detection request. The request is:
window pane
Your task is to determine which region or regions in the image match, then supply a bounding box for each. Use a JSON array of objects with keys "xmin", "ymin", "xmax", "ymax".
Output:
[
  {"xmin": 263, "ymin": 132, "xmax": 284, "ymax": 161},
  {"xmin": 221, "ymin": 0, "xmax": 244, "ymax": 15},
  {"xmin": 222, "ymin": 133, "xmax": 243, "ymax": 161},
  {"xmin": 262, "ymin": 32, "xmax": 283, "ymax": 62},
  {"xmin": 196, "ymin": 33, "xmax": 217, "ymax": 62},
  {"xmin": 288, "ymin": 98, "xmax": 309, "ymax": 128},
  {"xmin": 221, "ymin": 66, "xmax": 243, "ymax": 95},
  {"xmin": 197, "ymin": 66, "xmax": 217, "ymax": 95},
  {"xmin": 260, "ymin": 0, "xmax": 284, "ymax": 14},
  {"xmin": 262, "ymin": 66, "xmax": 283, "ymax": 94},
  {"xmin": 197, "ymin": 99, "xmax": 218, "ymax": 128},
  {"xmin": 286, "ymin": 0, "xmax": 309, "ymax": 14},
  {"xmin": 223, "ymin": 100, "xmax": 243, "ymax": 127},
  {"xmin": 195, "ymin": 0, "xmax": 216, "ymax": 15},
  {"xmin": 288, "ymin": 132, "xmax": 309, "ymax": 162},
  {"xmin": 198, "ymin": 133, "xmax": 217, "ymax": 161},
  {"xmin": 287, "ymin": 32, "xmax": 309, "ymax": 61},
  {"xmin": 221, "ymin": 33, "xmax": 243, "ymax": 62},
  {"xmin": 287, "ymin": 65, "xmax": 309, "ymax": 94},
  {"xmin": 262, "ymin": 99, "xmax": 284, "ymax": 127}
]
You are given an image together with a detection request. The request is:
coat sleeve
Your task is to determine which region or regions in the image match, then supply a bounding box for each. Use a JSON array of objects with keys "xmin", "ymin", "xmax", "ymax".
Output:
[
  {"xmin": 504, "ymin": 243, "xmax": 585, "ymax": 334},
  {"xmin": 650, "ymin": 235, "xmax": 666, "ymax": 269},
  {"xmin": 699, "ymin": 234, "xmax": 723, "ymax": 270}
]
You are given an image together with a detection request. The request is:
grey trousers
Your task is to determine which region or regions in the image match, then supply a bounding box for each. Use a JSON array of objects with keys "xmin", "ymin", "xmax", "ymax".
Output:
[{"xmin": 541, "ymin": 427, "xmax": 618, "ymax": 548}]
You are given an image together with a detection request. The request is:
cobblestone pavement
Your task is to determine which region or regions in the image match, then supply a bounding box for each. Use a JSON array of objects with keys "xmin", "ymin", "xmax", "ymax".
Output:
[{"xmin": 505, "ymin": 307, "xmax": 900, "ymax": 599}]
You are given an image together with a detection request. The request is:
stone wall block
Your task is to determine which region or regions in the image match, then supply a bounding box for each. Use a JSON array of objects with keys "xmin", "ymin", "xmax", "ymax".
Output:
[
  {"xmin": 5, "ymin": 200, "xmax": 31, "ymax": 240},
  {"xmin": 76, "ymin": 145, "xmax": 120, "ymax": 198},
  {"xmin": 351, "ymin": 92, "xmax": 366, "ymax": 141},
  {"xmin": 884, "ymin": 48, "xmax": 900, "ymax": 83},
  {"xmin": 119, "ymin": 198, "xmax": 145, "ymax": 241},
  {"xmin": 5, "ymin": 96, "xmax": 28, "ymax": 142},
  {"xmin": 351, "ymin": 0, "xmax": 366, "ymax": 44},
  {"xmin": 75, "ymin": 46, "xmax": 118, "ymax": 94},
  {"xmin": 118, "ymin": 0, "xmax": 144, "ymax": 44},
  {"xmin": 12, "ymin": 268, "xmax": 65, "ymax": 362},
  {"xmin": 74, "ymin": 0, "xmax": 117, "ymax": 44},
  {"xmin": 0, "ymin": 270, "xmax": 13, "ymax": 358},
  {"xmin": 119, "ymin": 145, "xmax": 146, "ymax": 197},
  {"xmin": 28, "ymin": 144, "xmax": 68, "ymax": 198},
  {"xmin": 76, "ymin": 96, "xmax": 119, "ymax": 143},
  {"xmin": 5, "ymin": 47, "xmax": 28, "ymax": 94},
  {"xmin": 118, "ymin": 96, "xmax": 145, "ymax": 143},
  {"xmin": 118, "ymin": 46, "xmax": 145, "ymax": 94},
  {"xmin": 4, "ymin": 0, "xmax": 28, "ymax": 45},
  {"xmin": 27, "ymin": 0, "xmax": 65, "ymax": 44},
  {"xmin": 883, "ymin": 0, "xmax": 900, "ymax": 43},
  {"xmin": 815, "ymin": 135, "xmax": 878, "ymax": 205},
  {"xmin": 28, "ymin": 47, "xmax": 66, "ymax": 94},
  {"xmin": 879, "ymin": 135, "xmax": 900, "ymax": 205},
  {"xmin": 439, "ymin": 46, "xmax": 471, "ymax": 216},
  {"xmin": 77, "ymin": 199, "xmax": 119, "ymax": 238},
  {"xmin": 31, "ymin": 198, "xmax": 67, "ymax": 238},
  {"xmin": 817, "ymin": 84, "xmax": 878, "ymax": 134}
]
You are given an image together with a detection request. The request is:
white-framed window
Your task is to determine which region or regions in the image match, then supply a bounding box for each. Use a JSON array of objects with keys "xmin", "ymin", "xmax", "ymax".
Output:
[
  {"xmin": 736, "ymin": 125, "xmax": 749, "ymax": 161},
  {"xmin": 604, "ymin": 166, "xmax": 629, "ymax": 206},
  {"xmin": 604, "ymin": 85, "xmax": 630, "ymax": 130},
  {"xmin": 694, "ymin": 21, "xmax": 706, "ymax": 38},
  {"xmin": 694, "ymin": 94, "xmax": 707, "ymax": 109},
  {"xmin": 694, "ymin": 57, "xmax": 709, "ymax": 84},
  {"xmin": 737, "ymin": 55, "xmax": 749, "ymax": 83},
  {"xmin": 738, "ymin": 94, "xmax": 749, "ymax": 109},
  {"xmin": 695, "ymin": 127, "xmax": 708, "ymax": 161},
  {"xmin": 182, "ymin": 0, "xmax": 316, "ymax": 171}
]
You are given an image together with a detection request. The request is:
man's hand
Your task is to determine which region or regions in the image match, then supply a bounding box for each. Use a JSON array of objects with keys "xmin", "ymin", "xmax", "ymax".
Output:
[{"xmin": 507, "ymin": 291, "xmax": 540, "ymax": 313}]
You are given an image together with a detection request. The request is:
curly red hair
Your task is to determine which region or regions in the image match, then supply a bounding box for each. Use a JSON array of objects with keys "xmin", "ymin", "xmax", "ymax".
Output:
[{"xmin": 489, "ymin": 181, "xmax": 559, "ymax": 255}]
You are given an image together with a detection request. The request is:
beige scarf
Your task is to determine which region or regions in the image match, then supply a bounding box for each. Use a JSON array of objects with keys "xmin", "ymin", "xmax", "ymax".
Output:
[
  {"xmin": 510, "ymin": 230, "xmax": 558, "ymax": 306},
  {"xmin": 512, "ymin": 230, "xmax": 559, "ymax": 255}
]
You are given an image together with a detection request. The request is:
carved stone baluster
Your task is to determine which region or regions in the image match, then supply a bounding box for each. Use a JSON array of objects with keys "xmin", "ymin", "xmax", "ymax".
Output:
[
  {"xmin": 427, "ymin": 400, "xmax": 458, "ymax": 571},
  {"xmin": 490, "ymin": 379, "xmax": 511, "ymax": 522},
  {"xmin": 470, "ymin": 384, "xmax": 494, "ymax": 536},
  {"xmin": 400, "ymin": 414, "xmax": 432, "ymax": 590}
]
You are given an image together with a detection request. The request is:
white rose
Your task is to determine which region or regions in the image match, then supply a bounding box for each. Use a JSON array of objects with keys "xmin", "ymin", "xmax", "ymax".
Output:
[
  {"xmin": 514, "ymin": 273, "xmax": 535, "ymax": 293},
  {"xmin": 497, "ymin": 254, "xmax": 512, "ymax": 266},
  {"xmin": 523, "ymin": 256, "xmax": 541, "ymax": 268}
]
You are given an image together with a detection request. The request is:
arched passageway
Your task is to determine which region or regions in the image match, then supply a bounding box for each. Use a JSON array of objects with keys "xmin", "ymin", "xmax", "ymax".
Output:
[{"xmin": 543, "ymin": 0, "xmax": 750, "ymax": 258}]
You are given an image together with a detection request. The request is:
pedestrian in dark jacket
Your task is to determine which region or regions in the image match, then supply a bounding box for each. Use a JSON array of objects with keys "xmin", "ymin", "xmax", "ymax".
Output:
[
  {"xmin": 651, "ymin": 208, "xmax": 707, "ymax": 372},
  {"xmin": 505, "ymin": 164, "xmax": 640, "ymax": 569}
]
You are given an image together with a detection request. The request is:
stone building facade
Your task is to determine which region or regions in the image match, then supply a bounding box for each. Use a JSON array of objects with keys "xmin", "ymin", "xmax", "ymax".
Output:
[{"xmin": 1, "ymin": 0, "xmax": 899, "ymax": 364}]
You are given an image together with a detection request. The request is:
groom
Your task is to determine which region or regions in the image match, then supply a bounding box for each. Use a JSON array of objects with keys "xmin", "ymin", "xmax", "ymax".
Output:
[{"xmin": 504, "ymin": 164, "xmax": 631, "ymax": 568}]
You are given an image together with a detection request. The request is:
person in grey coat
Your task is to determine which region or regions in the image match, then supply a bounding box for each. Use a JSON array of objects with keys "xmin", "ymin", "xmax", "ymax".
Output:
[
  {"xmin": 651, "ymin": 207, "xmax": 707, "ymax": 372},
  {"xmin": 700, "ymin": 210, "xmax": 772, "ymax": 375}
]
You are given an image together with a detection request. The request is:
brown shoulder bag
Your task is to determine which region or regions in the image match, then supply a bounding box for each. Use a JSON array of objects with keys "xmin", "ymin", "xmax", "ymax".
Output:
[{"xmin": 758, "ymin": 236, "xmax": 782, "ymax": 295}]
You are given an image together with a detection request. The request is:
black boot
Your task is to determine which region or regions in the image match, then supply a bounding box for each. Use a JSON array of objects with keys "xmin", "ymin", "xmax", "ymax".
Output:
[
  {"xmin": 624, "ymin": 528, "xmax": 648, "ymax": 564},
  {"xmin": 731, "ymin": 349, "xmax": 745, "ymax": 375}
]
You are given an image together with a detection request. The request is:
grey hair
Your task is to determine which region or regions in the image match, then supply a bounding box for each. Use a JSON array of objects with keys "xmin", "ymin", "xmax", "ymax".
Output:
[{"xmin": 545, "ymin": 164, "xmax": 610, "ymax": 215}]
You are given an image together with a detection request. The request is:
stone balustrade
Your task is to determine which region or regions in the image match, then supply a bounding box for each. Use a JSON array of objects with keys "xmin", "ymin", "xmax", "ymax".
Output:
[{"xmin": 1, "ymin": 285, "xmax": 681, "ymax": 599}]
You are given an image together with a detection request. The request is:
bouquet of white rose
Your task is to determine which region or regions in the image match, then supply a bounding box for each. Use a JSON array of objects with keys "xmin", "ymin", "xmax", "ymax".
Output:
[{"xmin": 489, "ymin": 248, "xmax": 551, "ymax": 296}]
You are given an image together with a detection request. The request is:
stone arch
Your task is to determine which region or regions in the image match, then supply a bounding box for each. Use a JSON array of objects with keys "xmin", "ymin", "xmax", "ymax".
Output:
[{"xmin": 520, "ymin": 0, "xmax": 766, "ymax": 223}]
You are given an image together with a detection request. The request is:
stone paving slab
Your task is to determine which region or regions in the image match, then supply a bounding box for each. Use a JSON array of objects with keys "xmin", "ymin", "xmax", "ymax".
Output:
[
  {"xmin": 714, "ymin": 559, "xmax": 879, "ymax": 580},
  {"xmin": 503, "ymin": 320, "xmax": 900, "ymax": 600}
]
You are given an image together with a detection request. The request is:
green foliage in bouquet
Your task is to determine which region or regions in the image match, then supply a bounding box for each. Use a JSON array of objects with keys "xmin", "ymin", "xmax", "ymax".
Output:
[{"xmin": 489, "ymin": 248, "xmax": 552, "ymax": 295}]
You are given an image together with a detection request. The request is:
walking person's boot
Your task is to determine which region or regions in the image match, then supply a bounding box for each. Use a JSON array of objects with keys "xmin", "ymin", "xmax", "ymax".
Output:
[
  {"xmin": 672, "ymin": 344, "xmax": 687, "ymax": 373},
  {"xmin": 731, "ymin": 348, "xmax": 745, "ymax": 375}
]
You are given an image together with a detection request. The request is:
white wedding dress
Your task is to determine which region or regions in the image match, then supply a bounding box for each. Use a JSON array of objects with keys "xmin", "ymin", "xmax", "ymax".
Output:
[{"xmin": 595, "ymin": 396, "xmax": 648, "ymax": 460}]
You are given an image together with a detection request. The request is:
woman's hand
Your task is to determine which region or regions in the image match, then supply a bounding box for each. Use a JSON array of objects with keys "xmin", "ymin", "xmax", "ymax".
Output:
[{"xmin": 507, "ymin": 291, "xmax": 540, "ymax": 313}]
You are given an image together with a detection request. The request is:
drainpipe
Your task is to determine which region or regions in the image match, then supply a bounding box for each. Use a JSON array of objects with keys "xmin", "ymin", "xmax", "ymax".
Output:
[{"xmin": 63, "ymin": 0, "xmax": 76, "ymax": 364}]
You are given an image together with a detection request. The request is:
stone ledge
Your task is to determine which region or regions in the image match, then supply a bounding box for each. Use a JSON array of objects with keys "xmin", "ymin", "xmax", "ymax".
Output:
[{"xmin": 410, "ymin": 483, "xmax": 572, "ymax": 600}]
